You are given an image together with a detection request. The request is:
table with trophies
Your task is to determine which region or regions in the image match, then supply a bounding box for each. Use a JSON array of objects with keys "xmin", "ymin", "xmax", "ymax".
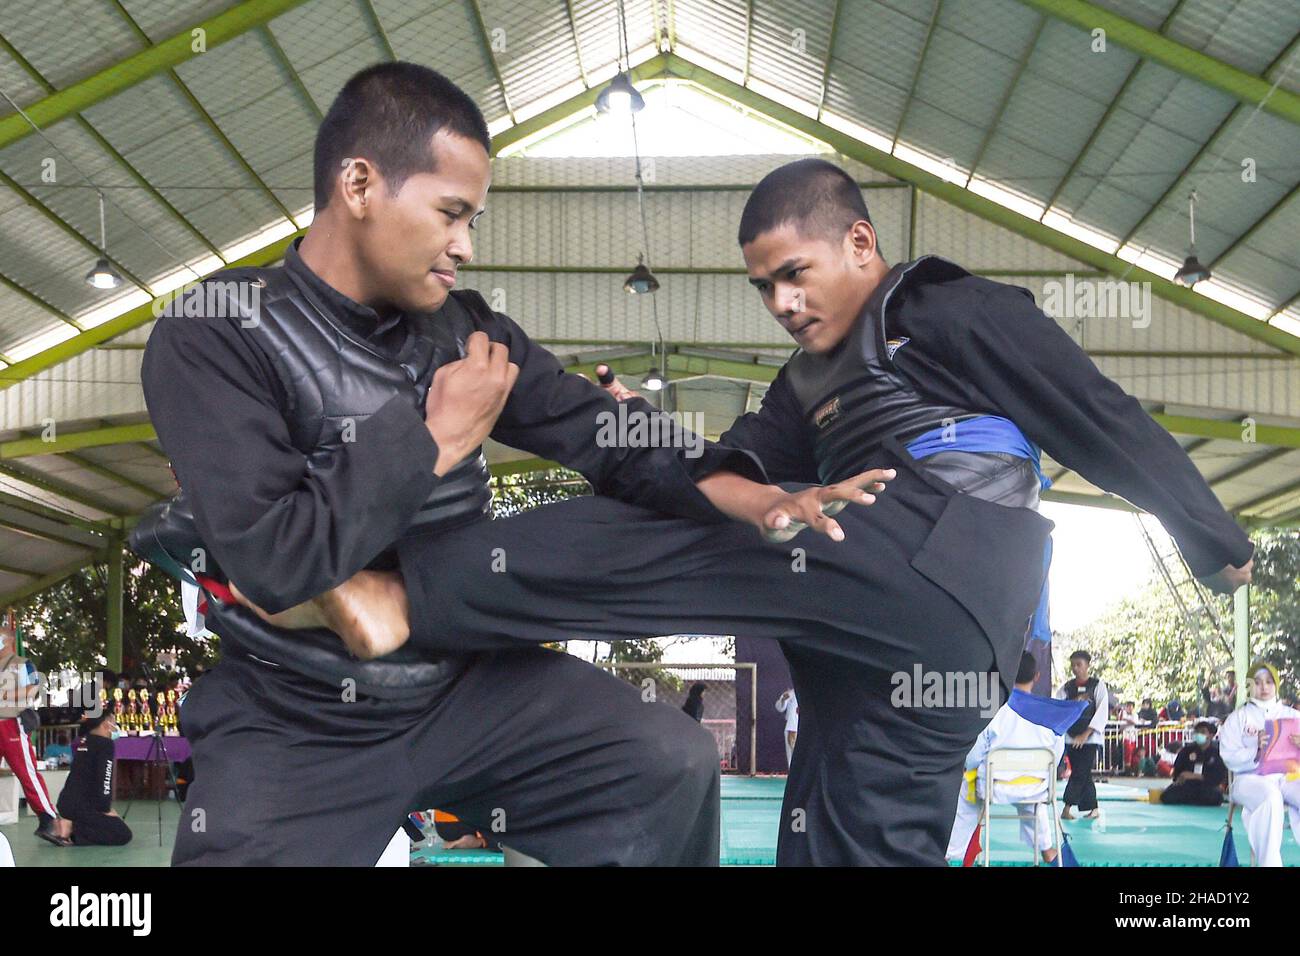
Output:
[{"xmin": 103, "ymin": 685, "xmax": 189, "ymax": 799}]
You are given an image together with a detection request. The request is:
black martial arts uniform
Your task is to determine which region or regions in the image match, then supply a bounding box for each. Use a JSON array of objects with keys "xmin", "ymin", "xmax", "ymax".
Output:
[
  {"xmin": 1160, "ymin": 741, "xmax": 1227, "ymax": 806},
  {"xmin": 137, "ymin": 239, "xmax": 763, "ymax": 866},
  {"xmin": 392, "ymin": 256, "xmax": 1254, "ymax": 865},
  {"xmin": 57, "ymin": 734, "xmax": 132, "ymax": 846}
]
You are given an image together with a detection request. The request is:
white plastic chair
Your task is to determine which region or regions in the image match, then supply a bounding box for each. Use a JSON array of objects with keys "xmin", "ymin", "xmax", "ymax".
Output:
[{"xmin": 980, "ymin": 747, "xmax": 1062, "ymax": 867}]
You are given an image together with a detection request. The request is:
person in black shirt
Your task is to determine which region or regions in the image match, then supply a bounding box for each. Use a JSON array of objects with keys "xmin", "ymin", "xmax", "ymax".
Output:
[
  {"xmin": 1160, "ymin": 721, "xmax": 1227, "ymax": 806},
  {"xmin": 52, "ymin": 711, "xmax": 131, "ymax": 847},
  {"xmin": 136, "ymin": 63, "xmax": 888, "ymax": 867},
  {"xmin": 257, "ymin": 160, "xmax": 1252, "ymax": 865},
  {"xmin": 682, "ymin": 684, "xmax": 706, "ymax": 722}
]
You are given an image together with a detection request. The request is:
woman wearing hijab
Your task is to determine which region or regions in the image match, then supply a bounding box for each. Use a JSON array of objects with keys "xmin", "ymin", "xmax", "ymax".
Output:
[
  {"xmin": 50, "ymin": 710, "xmax": 133, "ymax": 847},
  {"xmin": 681, "ymin": 684, "xmax": 706, "ymax": 722},
  {"xmin": 1218, "ymin": 662, "xmax": 1300, "ymax": 866}
]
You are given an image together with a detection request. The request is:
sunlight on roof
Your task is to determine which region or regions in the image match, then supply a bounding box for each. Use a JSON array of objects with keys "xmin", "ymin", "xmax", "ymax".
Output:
[{"xmin": 511, "ymin": 80, "xmax": 828, "ymax": 158}]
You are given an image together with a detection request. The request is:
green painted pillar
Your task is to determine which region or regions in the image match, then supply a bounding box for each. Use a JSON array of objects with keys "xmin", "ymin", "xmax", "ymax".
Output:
[
  {"xmin": 106, "ymin": 538, "xmax": 124, "ymax": 674},
  {"xmin": 1233, "ymin": 584, "xmax": 1250, "ymax": 709}
]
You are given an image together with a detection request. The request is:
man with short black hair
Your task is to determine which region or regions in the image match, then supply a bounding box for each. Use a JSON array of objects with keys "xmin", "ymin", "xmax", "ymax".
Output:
[
  {"xmin": 136, "ymin": 62, "xmax": 885, "ymax": 867},
  {"xmin": 293, "ymin": 156, "xmax": 1252, "ymax": 865},
  {"xmin": 1056, "ymin": 651, "xmax": 1108, "ymax": 819},
  {"xmin": 1160, "ymin": 720, "xmax": 1227, "ymax": 806}
]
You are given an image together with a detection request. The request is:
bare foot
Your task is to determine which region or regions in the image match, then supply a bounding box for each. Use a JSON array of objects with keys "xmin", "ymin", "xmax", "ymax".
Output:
[{"xmin": 230, "ymin": 572, "xmax": 411, "ymax": 661}]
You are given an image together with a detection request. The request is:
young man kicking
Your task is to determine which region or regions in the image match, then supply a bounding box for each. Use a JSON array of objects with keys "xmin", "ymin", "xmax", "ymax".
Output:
[
  {"xmin": 254, "ymin": 159, "xmax": 1253, "ymax": 866},
  {"xmin": 134, "ymin": 66, "xmax": 889, "ymax": 866}
]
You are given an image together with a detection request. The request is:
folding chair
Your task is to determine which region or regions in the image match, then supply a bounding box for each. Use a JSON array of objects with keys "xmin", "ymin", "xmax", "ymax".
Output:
[
  {"xmin": 1225, "ymin": 770, "xmax": 1256, "ymax": 866},
  {"xmin": 980, "ymin": 747, "xmax": 1062, "ymax": 867}
]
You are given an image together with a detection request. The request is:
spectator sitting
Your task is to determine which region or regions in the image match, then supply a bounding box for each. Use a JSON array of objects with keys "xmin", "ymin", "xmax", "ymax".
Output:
[
  {"xmin": 1159, "ymin": 721, "xmax": 1227, "ymax": 806},
  {"xmin": 1135, "ymin": 747, "xmax": 1158, "ymax": 777},
  {"xmin": 1137, "ymin": 699, "xmax": 1159, "ymax": 727},
  {"xmin": 1203, "ymin": 685, "xmax": 1230, "ymax": 722}
]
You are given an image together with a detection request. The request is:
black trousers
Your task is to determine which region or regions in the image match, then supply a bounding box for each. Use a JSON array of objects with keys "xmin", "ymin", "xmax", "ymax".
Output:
[
  {"xmin": 66, "ymin": 810, "xmax": 133, "ymax": 846},
  {"xmin": 1159, "ymin": 780, "xmax": 1224, "ymax": 806},
  {"xmin": 1063, "ymin": 743, "xmax": 1100, "ymax": 810},
  {"xmin": 172, "ymin": 648, "xmax": 719, "ymax": 866},
  {"xmin": 397, "ymin": 445, "xmax": 1050, "ymax": 865}
]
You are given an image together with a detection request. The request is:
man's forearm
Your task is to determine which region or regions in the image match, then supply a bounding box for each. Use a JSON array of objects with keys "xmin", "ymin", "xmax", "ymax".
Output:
[{"xmin": 695, "ymin": 470, "xmax": 786, "ymax": 528}]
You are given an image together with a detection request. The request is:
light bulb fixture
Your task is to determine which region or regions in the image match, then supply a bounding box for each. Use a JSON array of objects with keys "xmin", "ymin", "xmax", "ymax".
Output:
[
  {"xmin": 85, "ymin": 191, "xmax": 123, "ymax": 290},
  {"xmin": 1174, "ymin": 191, "xmax": 1211, "ymax": 288},
  {"xmin": 623, "ymin": 257, "xmax": 659, "ymax": 295},
  {"xmin": 596, "ymin": 72, "xmax": 645, "ymax": 115},
  {"xmin": 642, "ymin": 367, "xmax": 666, "ymax": 391}
]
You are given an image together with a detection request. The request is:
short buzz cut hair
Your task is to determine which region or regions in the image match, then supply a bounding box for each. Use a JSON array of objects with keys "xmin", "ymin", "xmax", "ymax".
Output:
[
  {"xmin": 1069, "ymin": 650, "xmax": 1091, "ymax": 663},
  {"xmin": 313, "ymin": 62, "xmax": 491, "ymax": 211},
  {"xmin": 737, "ymin": 158, "xmax": 876, "ymax": 249},
  {"xmin": 1015, "ymin": 651, "xmax": 1038, "ymax": 686}
]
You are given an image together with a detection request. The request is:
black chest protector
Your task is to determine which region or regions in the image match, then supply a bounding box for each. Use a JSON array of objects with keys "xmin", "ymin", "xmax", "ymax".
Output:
[
  {"xmin": 130, "ymin": 268, "xmax": 496, "ymax": 696},
  {"xmin": 784, "ymin": 259, "xmax": 979, "ymax": 485}
]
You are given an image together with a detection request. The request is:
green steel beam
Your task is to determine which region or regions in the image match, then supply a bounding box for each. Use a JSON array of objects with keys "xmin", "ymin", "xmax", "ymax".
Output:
[
  {"xmin": 0, "ymin": 272, "xmax": 82, "ymax": 331},
  {"xmin": 0, "ymin": 230, "xmax": 300, "ymax": 389},
  {"xmin": 0, "ymin": 553, "xmax": 104, "ymax": 609},
  {"xmin": 0, "ymin": 488, "xmax": 114, "ymax": 537},
  {"xmin": 1015, "ymin": 0, "xmax": 1300, "ymax": 126},
  {"xmin": 0, "ymin": 461, "xmax": 126, "ymax": 516},
  {"xmin": 965, "ymin": 16, "xmax": 1047, "ymax": 185},
  {"xmin": 1231, "ymin": 474, "xmax": 1300, "ymax": 515},
  {"xmin": 893, "ymin": 0, "xmax": 942, "ymax": 152},
  {"xmin": 667, "ymin": 0, "xmax": 678, "ymax": 51},
  {"xmin": 0, "ymin": 515, "xmax": 99, "ymax": 551},
  {"xmin": 108, "ymin": 0, "xmax": 297, "ymax": 224},
  {"xmin": 1208, "ymin": 447, "xmax": 1293, "ymax": 488},
  {"xmin": 0, "ymin": 0, "xmax": 311, "ymax": 151},
  {"xmin": 1, "ymin": 423, "xmax": 159, "ymax": 459},
  {"xmin": 660, "ymin": 53, "xmax": 1300, "ymax": 357},
  {"xmin": 468, "ymin": 0, "xmax": 516, "ymax": 123},
  {"xmin": 261, "ymin": 25, "xmax": 323, "ymax": 121},
  {"xmin": 0, "ymin": 31, "xmax": 223, "ymax": 260},
  {"xmin": 0, "ymin": 169, "xmax": 147, "ymax": 291},
  {"xmin": 358, "ymin": 0, "xmax": 398, "ymax": 63},
  {"xmin": 106, "ymin": 538, "xmax": 123, "ymax": 673},
  {"xmin": 1148, "ymin": 414, "xmax": 1300, "ymax": 449},
  {"xmin": 814, "ymin": 0, "xmax": 843, "ymax": 120},
  {"xmin": 1039, "ymin": 0, "xmax": 1190, "ymax": 218},
  {"xmin": 60, "ymin": 451, "xmax": 167, "ymax": 502},
  {"xmin": 0, "ymin": 563, "xmax": 38, "ymax": 580},
  {"xmin": 1209, "ymin": 181, "xmax": 1299, "ymax": 269}
]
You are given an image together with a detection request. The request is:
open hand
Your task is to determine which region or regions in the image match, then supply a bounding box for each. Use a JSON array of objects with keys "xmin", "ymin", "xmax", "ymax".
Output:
[
  {"xmin": 761, "ymin": 468, "xmax": 895, "ymax": 543},
  {"xmin": 1200, "ymin": 558, "xmax": 1252, "ymax": 594}
]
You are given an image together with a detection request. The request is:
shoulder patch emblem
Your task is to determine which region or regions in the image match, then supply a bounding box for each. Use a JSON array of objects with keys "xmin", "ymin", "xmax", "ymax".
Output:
[
  {"xmin": 813, "ymin": 396, "xmax": 842, "ymax": 430},
  {"xmin": 884, "ymin": 336, "xmax": 910, "ymax": 360}
]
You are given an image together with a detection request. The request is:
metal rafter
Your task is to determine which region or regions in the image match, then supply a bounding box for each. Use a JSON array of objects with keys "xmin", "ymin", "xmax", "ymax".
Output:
[
  {"xmin": 1209, "ymin": 181, "xmax": 1299, "ymax": 270},
  {"xmin": 664, "ymin": 54, "xmax": 1300, "ymax": 357},
  {"xmin": 0, "ymin": 0, "xmax": 311, "ymax": 151},
  {"xmin": 0, "ymin": 488, "xmax": 114, "ymax": 537},
  {"xmin": 58, "ymin": 451, "xmax": 166, "ymax": 503},
  {"xmin": 892, "ymin": 0, "xmax": 942, "ymax": 152},
  {"xmin": 0, "ymin": 168, "xmax": 148, "ymax": 290},
  {"xmin": 1208, "ymin": 446, "xmax": 1293, "ymax": 487},
  {"xmin": 0, "ymin": 461, "xmax": 126, "ymax": 516},
  {"xmin": 743, "ymin": 0, "xmax": 754, "ymax": 85},
  {"xmin": 467, "ymin": 0, "xmax": 517, "ymax": 123},
  {"xmin": 107, "ymin": 0, "xmax": 296, "ymax": 224},
  {"xmin": 260, "ymin": 25, "xmax": 323, "ymax": 122},
  {"xmin": 1015, "ymin": 0, "xmax": 1300, "ymax": 126},
  {"xmin": 1231, "ymin": 475, "xmax": 1300, "ymax": 515},
  {"xmin": 965, "ymin": 15, "xmax": 1046, "ymax": 187},
  {"xmin": 814, "ymin": 0, "xmax": 842, "ymax": 121},
  {"xmin": 0, "ymin": 553, "xmax": 105, "ymax": 608},
  {"xmin": 1039, "ymin": 0, "xmax": 1191, "ymax": 218},
  {"xmin": 358, "ymin": 0, "xmax": 399, "ymax": 62},
  {"xmin": 0, "ymin": 30, "xmax": 223, "ymax": 261},
  {"xmin": 1117, "ymin": 28, "xmax": 1300, "ymax": 251},
  {"xmin": 0, "ymin": 272, "xmax": 83, "ymax": 331},
  {"xmin": 0, "ymin": 515, "xmax": 98, "ymax": 551},
  {"xmin": 563, "ymin": 0, "xmax": 590, "ymax": 86}
]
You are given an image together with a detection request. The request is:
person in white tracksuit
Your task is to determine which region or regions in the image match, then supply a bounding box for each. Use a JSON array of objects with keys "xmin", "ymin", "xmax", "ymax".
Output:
[
  {"xmin": 946, "ymin": 652, "xmax": 1080, "ymax": 864},
  {"xmin": 775, "ymin": 689, "xmax": 798, "ymax": 768},
  {"xmin": 1218, "ymin": 661, "xmax": 1300, "ymax": 867}
]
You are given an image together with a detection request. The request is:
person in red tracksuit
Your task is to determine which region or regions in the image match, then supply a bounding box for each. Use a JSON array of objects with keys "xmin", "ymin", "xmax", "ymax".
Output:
[{"xmin": 0, "ymin": 624, "xmax": 66, "ymax": 846}]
